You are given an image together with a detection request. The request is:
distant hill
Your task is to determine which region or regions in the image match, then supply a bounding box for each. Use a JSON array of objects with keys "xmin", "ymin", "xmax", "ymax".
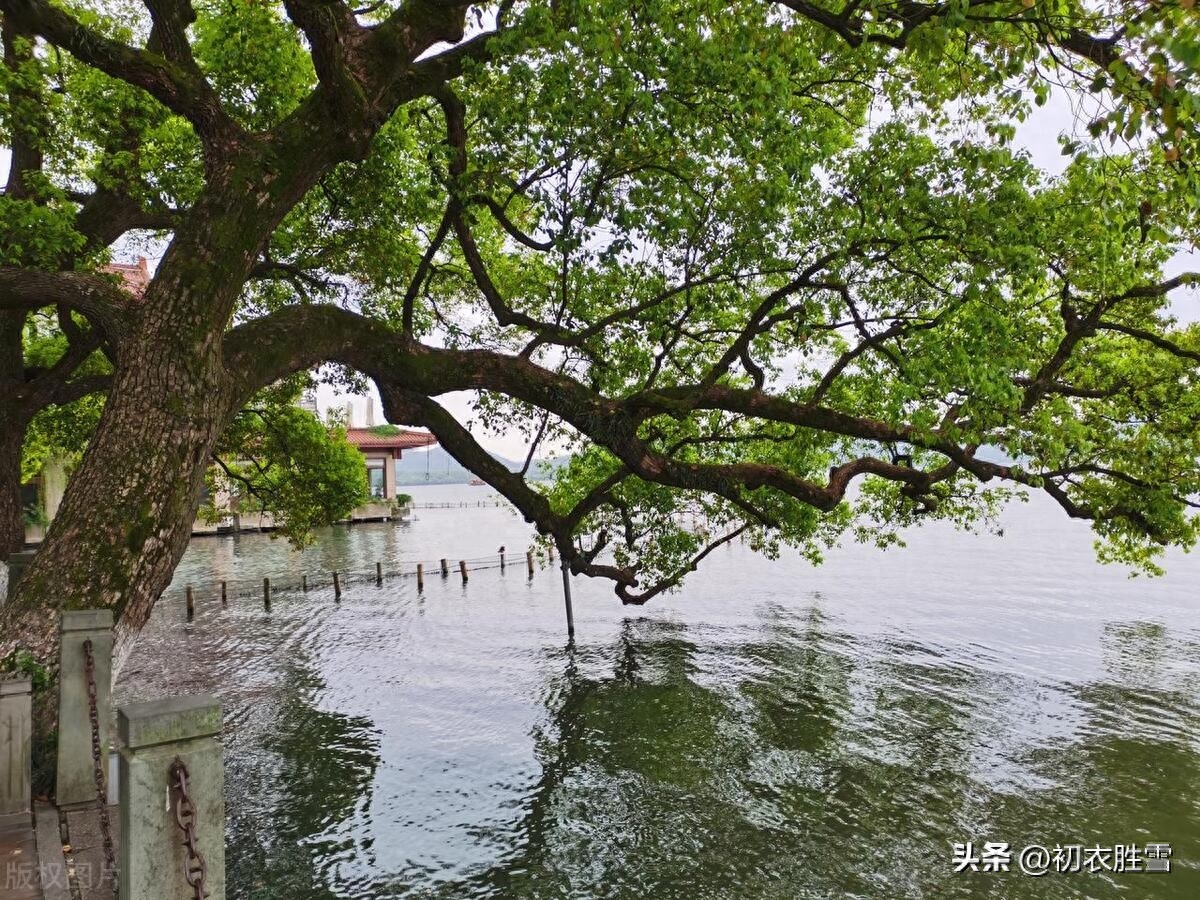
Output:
[{"xmin": 395, "ymin": 446, "xmax": 568, "ymax": 485}]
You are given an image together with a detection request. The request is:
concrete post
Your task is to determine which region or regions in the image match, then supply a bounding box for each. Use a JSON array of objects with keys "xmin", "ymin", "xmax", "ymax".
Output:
[
  {"xmin": 526, "ymin": 551, "xmax": 534, "ymax": 578},
  {"xmin": 0, "ymin": 677, "xmax": 32, "ymax": 815},
  {"xmin": 383, "ymin": 450, "xmax": 397, "ymax": 501},
  {"xmin": 3, "ymin": 550, "xmax": 37, "ymax": 603},
  {"xmin": 118, "ymin": 695, "xmax": 225, "ymax": 900},
  {"xmin": 57, "ymin": 609, "xmax": 113, "ymax": 808}
]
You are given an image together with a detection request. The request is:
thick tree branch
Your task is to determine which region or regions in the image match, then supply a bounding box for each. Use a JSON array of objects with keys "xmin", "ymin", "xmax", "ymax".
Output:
[
  {"xmin": 44, "ymin": 373, "xmax": 110, "ymax": 406},
  {"xmin": 0, "ymin": 0, "xmax": 239, "ymax": 144},
  {"xmin": 1095, "ymin": 321, "xmax": 1200, "ymax": 364},
  {"xmin": 0, "ymin": 268, "xmax": 131, "ymax": 335},
  {"xmin": 282, "ymin": 0, "xmax": 366, "ymax": 113}
]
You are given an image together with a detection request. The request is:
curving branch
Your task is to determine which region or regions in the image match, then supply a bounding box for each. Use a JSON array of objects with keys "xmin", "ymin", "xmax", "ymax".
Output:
[
  {"xmin": 0, "ymin": 0, "xmax": 240, "ymax": 144},
  {"xmin": 0, "ymin": 268, "xmax": 131, "ymax": 336},
  {"xmin": 224, "ymin": 301, "xmax": 1194, "ymax": 598},
  {"xmin": 1095, "ymin": 321, "xmax": 1200, "ymax": 364},
  {"xmin": 282, "ymin": 0, "xmax": 366, "ymax": 114}
]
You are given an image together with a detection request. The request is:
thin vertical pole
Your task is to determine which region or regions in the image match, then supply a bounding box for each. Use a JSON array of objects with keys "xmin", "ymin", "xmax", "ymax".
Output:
[
  {"xmin": 500, "ymin": 551, "xmax": 506, "ymax": 572},
  {"xmin": 376, "ymin": 561, "xmax": 383, "ymax": 585},
  {"xmin": 186, "ymin": 586, "xmax": 195, "ymax": 620},
  {"xmin": 459, "ymin": 560, "xmax": 468, "ymax": 584},
  {"xmin": 526, "ymin": 550, "xmax": 534, "ymax": 578},
  {"xmin": 263, "ymin": 577, "xmax": 271, "ymax": 611},
  {"xmin": 333, "ymin": 571, "xmax": 341, "ymax": 601},
  {"xmin": 220, "ymin": 581, "xmax": 227, "ymax": 605},
  {"xmin": 416, "ymin": 563, "xmax": 424, "ymax": 592},
  {"xmin": 301, "ymin": 574, "xmax": 308, "ymax": 592},
  {"xmin": 560, "ymin": 560, "xmax": 575, "ymax": 640}
]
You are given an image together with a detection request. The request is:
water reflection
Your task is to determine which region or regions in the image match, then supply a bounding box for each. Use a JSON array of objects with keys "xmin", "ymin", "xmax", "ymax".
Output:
[
  {"xmin": 397, "ymin": 610, "xmax": 1198, "ymax": 899},
  {"xmin": 112, "ymin": 490, "xmax": 1200, "ymax": 899},
  {"xmin": 222, "ymin": 646, "xmax": 382, "ymax": 900}
]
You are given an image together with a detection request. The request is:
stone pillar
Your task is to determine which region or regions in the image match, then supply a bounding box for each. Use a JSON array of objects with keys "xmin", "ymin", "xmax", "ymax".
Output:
[
  {"xmin": 118, "ymin": 695, "xmax": 225, "ymax": 900},
  {"xmin": 57, "ymin": 609, "xmax": 113, "ymax": 808},
  {"xmin": 0, "ymin": 677, "xmax": 32, "ymax": 815},
  {"xmin": 3, "ymin": 550, "xmax": 37, "ymax": 603},
  {"xmin": 384, "ymin": 450, "xmax": 397, "ymax": 501}
]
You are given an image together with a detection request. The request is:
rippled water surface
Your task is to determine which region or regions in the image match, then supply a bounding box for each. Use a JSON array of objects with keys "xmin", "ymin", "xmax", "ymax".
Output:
[{"xmin": 114, "ymin": 486, "xmax": 1200, "ymax": 899}]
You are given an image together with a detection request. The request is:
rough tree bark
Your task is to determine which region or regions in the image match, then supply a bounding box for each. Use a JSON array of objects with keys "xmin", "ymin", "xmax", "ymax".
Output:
[
  {"xmin": 0, "ymin": 0, "xmax": 475, "ymax": 677},
  {"xmin": 0, "ymin": 311, "xmax": 28, "ymax": 555},
  {"xmin": 0, "ymin": 405, "xmax": 27, "ymax": 557}
]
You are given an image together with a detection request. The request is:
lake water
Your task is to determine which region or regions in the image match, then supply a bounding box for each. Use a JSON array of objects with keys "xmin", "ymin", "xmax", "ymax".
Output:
[{"xmin": 113, "ymin": 484, "xmax": 1200, "ymax": 899}]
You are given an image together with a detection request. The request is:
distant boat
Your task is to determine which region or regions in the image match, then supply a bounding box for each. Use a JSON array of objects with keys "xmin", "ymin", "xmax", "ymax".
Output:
[{"xmin": 468, "ymin": 478, "xmax": 485, "ymax": 486}]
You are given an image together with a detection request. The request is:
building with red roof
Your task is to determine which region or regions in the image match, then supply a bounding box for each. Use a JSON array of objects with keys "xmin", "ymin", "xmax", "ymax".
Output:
[{"xmin": 344, "ymin": 427, "xmax": 437, "ymax": 503}]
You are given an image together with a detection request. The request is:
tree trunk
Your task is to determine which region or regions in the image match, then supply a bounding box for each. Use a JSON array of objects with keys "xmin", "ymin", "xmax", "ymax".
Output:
[
  {"xmin": 0, "ymin": 309, "xmax": 28, "ymax": 557},
  {"xmin": 0, "ymin": 420, "xmax": 26, "ymax": 558},
  {"xmin": 0, "ymin": 299, "xmax": 235, "ymax": 669}
]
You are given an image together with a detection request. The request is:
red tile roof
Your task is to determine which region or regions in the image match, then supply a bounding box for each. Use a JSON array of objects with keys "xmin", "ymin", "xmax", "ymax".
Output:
[
  {"xmin": 346, "ymin": 427, "xmax": 437, "ymax": 451},
  {"xmin": 102, "ymin": 258, "xmax": 151, "ymax": 296}
]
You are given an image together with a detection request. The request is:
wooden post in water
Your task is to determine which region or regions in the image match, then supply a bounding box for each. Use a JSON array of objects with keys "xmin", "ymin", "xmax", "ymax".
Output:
[
  {"xmin": 526, "ymin": 550, "xmax": 534, "ymax": 578},
  {"xmin": 376, "ymin": 561, "xmax": 383, "ymax": 585},
  {"xmin": 416, "ymin": 563, "xmax": 424, "ymax": 592},
  {"xmin": 220, "ymin": 581, "xmax": 227, "ymax": 604},
  {"xmin": 263, "ymin": 577, "xmax": 271, "ymax": 611},
  {"xmin": 500, "ymin": 550, "xmax": 506, "ymax": 572},
  {"xmin": 560, "ymin": 560, "xmax": 575, "ymax": 640},
  {"xmin": 186, "ymin": 586, "xmax": 195, "ymax": 620},
  {"xmin": 333, "ymin": 571, "xmax": 341, "ymax": 600},
  {"xmin": 459, "ymin": 560, "xmax": 469, "ymax": 584},
  {"xmin": 440, "ymin": 558, "xmax": 449, "ymax": 577},
  {"xmin": 302, "ymin": 574, "xmax": 308, "ymax": 592}
]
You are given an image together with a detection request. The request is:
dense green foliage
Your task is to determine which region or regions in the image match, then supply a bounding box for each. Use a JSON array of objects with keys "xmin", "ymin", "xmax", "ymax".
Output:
[
  {"xmin": 1, "ymin": 0, "xmax": 1198, "ymax": 606},
  {"xmin": 205, "ymin": 382, "xmax": 369, "ymax": 547},
  {"xmin": 18, "ymin": 319, "xmax": 107, "ymax": 483}
]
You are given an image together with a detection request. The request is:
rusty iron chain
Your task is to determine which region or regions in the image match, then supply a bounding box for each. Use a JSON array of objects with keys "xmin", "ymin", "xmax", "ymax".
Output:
[
  {"xmin": 82, "ymin": 638, "xmax": 119, "ymax": 898},
  {"xmin": 169, "ymin": 757, "xmax": 209, "ymax": 900}
]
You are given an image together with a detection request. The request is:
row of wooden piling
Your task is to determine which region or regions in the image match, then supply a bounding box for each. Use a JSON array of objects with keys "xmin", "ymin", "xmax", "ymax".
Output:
[{"xmin": 184, "ymin": 547, "xmax": 551, "ymax": 619}]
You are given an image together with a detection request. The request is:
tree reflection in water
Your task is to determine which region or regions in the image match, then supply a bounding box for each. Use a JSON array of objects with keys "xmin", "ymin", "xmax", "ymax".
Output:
[
  {"xmin": 434, "ymin": 611, "xmax": 1198, "ymax": 900},
  {"xmin": 225, "ymin": 653, "xmax": 382, "ymax": 900}
]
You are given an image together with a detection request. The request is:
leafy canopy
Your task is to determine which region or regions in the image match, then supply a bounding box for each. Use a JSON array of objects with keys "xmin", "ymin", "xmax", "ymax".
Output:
[{"xmin": 2, "ymin": 0, "xmax": 1199, "ymax": 600}]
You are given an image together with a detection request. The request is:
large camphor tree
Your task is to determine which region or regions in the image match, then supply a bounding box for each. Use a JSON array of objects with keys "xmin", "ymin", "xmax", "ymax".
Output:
[{"xmin": 1, "ymin": 0, "xmax": 1198, "ymax": 675}]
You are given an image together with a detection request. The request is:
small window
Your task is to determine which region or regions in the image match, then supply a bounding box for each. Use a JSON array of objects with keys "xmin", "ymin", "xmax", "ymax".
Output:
[{"xmin": 366, "ymin": 460, "xmax": 386, "ymax": 499}]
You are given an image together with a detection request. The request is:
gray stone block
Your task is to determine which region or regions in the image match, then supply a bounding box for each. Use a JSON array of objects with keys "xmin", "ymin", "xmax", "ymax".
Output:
[
  {"xmin": 118, "ymin": 695, "xmax": 225, "ymax": 900},
  {"xmin": 0, "ymin": 677, "xmax": 32, "ymax": 815},
  {"xmin": 35, "ymin": 801, "xmax": 71, "ymax": 900},
  {"xmin": 56, "ymin": 610, "xmax": 113, "ymax": 809},
  {"xmin": 118, "ymin": 695, "xmax": 221, "ymax": 750}
]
